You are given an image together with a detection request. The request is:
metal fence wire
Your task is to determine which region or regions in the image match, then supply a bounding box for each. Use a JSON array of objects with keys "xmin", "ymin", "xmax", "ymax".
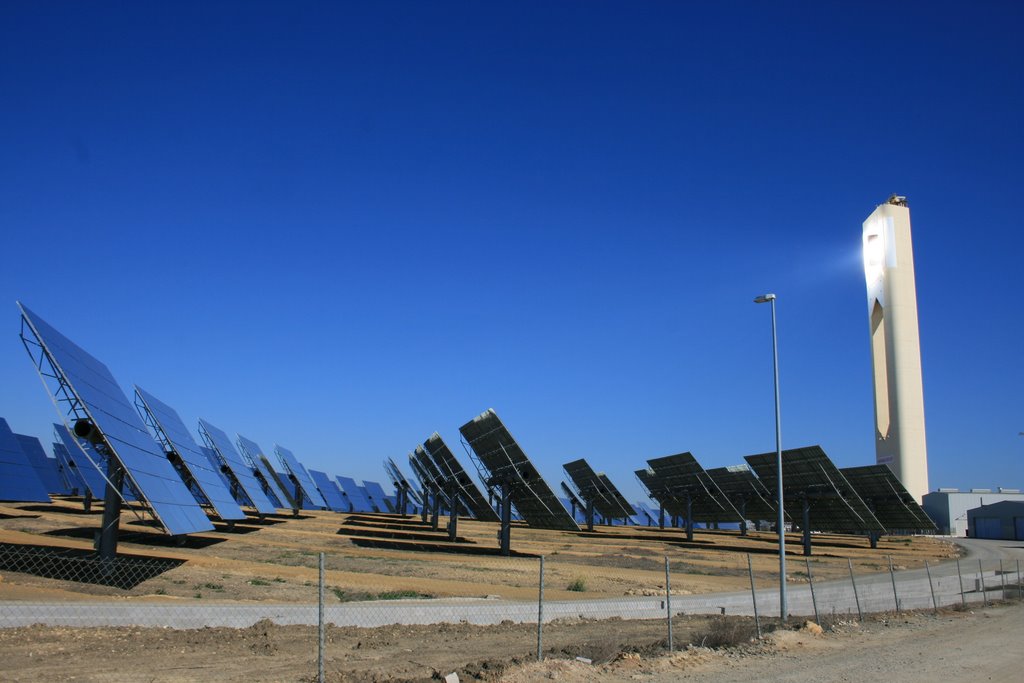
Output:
[
  {"xmin": 0, "ymin": 542, "xmax": 1022, "ymax": 682},
  {"xmin": 0, "ymin": 543, "xmax": 184, "ymax": 589}
]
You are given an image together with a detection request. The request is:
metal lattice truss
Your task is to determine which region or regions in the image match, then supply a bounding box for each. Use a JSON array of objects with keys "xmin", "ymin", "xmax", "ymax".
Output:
[
  {"xmin": 423, "ymin": 433, "xmax": 499, "ymax": 522},
  {"xmin": 459, "ymin": 409, "xmax": 579, "ymax": 532},
  {"xmin": 562, "ymin": 458, "xmax": 635, "ymax": 520}
]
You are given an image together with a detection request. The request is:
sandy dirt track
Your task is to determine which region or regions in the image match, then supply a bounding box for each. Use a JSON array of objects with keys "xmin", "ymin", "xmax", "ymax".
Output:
[
  {"xmin": 0, "ymin": 603, "xmax": 1020, "ymax": 682},
  {"xmin": 501, "ymin": 604, "xmax": 1024, "ymax": 683}
]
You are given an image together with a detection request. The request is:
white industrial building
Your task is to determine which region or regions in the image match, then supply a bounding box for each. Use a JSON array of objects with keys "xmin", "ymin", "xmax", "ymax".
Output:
[
  {"xmin": 967, "ymin": 500, "xmax": 1024, "ymax": 540},
  {"xmin": 922, "ymin": 488, "xmax": 1024, "ymax": 536}
]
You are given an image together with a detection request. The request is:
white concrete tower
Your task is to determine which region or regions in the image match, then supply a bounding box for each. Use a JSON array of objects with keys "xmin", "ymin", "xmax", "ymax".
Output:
[{"xmin": 863, "ymin": 195, "xmax": 929, "ymax": 502}]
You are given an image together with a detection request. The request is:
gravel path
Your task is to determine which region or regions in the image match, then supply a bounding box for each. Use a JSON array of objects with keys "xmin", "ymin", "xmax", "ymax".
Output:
[
  {"xmin": 501, "ymin": 603, "xmax": 1024, "ymax": 682},
  {"xmin": 684, "ymin": 605, "xmax": 1024, "ymax": 683}
]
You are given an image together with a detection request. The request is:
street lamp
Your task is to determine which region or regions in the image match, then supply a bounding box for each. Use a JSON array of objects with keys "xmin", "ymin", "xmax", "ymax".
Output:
[{"xmin": 754, "ymin": 292, "xmax": 787, "ymax": 620}]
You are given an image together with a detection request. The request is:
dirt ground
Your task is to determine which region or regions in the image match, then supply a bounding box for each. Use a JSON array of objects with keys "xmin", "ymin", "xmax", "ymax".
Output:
[
  {"xmin": 0, "ymin": 497, "xmax": 957, "ymax": 604},
  {"xmin": 1, "ymin": 604, "xmax": 1021, "ymax": 682},
  {"xmin": 503, "ymin": 603, "xmax": 1024, "ymax": 683},
  {"xmin": 0, "ymin": 497, "xmax": 969, "ymax": 681}
]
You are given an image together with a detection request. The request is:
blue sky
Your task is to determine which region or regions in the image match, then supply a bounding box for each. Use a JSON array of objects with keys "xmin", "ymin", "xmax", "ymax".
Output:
[{"xmin": 1, "ymin": 1, "xmax": 1021, "ymax": 505}]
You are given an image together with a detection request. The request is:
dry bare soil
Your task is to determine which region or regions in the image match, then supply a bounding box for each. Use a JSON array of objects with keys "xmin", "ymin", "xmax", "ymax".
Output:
[
  {"xmin": 0, "ymin": 497, "xmax": 972, "ymax": 681},
  {"xmin": 2, "ymin": 603, "xmax": 1021, "ymax": 681}
]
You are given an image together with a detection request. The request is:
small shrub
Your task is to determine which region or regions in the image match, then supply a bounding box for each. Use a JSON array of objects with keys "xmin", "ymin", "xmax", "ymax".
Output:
[
  {"xmin": 691, "ymin": 617, "xmax": 760, "ymax": 649},
  {"xmin": 248, "ymin": 578, "xmax": 271, "ymax": 586},
  {"xmin": 567, "ymin": 577, "xmax": 588, "ymax": 592},
  {"xmin": 154, "ymin": 588, "xmax": 166, "ymax": 595},
  {"xmin": 817, "ymin": 609, "xmax": 841, "ymax": 631},
  {"xmin": 203, "ymin": 583, "xmax": 224, "ymax": 591},
  {"xmin": 332, "ymin": 588, "xmax": 430, "ymax": 602},
  {"xmin": 376, "ymin": 590, "xmax": 426, "ymax": 600}
]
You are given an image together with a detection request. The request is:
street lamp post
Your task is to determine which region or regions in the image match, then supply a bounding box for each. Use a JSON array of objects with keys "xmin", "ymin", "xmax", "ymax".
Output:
[{"xmin": 754, "ymin": 292, "xmax": 786, "ymax": 621}]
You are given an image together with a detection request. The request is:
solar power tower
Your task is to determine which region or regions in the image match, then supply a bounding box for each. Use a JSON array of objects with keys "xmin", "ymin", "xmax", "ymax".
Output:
[
  {"xmin": 863, "ymin": 196, "xmax": 929, "ymax": 502},
  {"xmin": 460, "ymin": 409, "xmax": 579, "ymax": 556},
  {"xmin": 646, "ymin": 453, "xmax": 741, "ymax": 541},
  {"xmin": 236, "ymin": 435, "xmax": 295, "ymax": 511},
  {"xmin": 745, "ymin": 445, "xmax": 885, "ymax": 555},
  {"xmin": 705, "ymin": 464, "xmax": 781, "ymax": 536},
  {"xmin": 840, "ymin": 465, "xmax": 936, "ymax": 533},
  {"xmin": 134, "ymin": 387, "xmax": 247, "ymax": 525},
  {"xmin": 424, "ymin": 432, "xmax": 501, "ymax": 540},
  {"xmin": 18, "ymin": 304, "xmax": 214, "ymax": 557},
  {"xmin": 0, "ymin": 418, "xmax": 50, "ymax": 502},
  {"xmin": 14, "ymin": 432, "xmax": 67, "ymax": 495},
  {"xmin": 275, "ymin": 445, "xmax": 329, "ymax": 510},
  {"xmin": 197, "ymin": 419, "xmax": 277, "ymax": 516},
  {"xmin": 383, "ymin": 456, "xmax": 414, "ymax": 515},
  {"xmin": 563, "ymin": 458, "xmax": 636, "ymax": 531}
]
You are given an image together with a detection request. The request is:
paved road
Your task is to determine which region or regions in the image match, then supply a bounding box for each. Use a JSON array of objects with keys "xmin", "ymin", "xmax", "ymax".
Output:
[
  {"xmin": 2, "ymin": 538, "xmax": 1021, "ymax": 628},
  {"xmin": 949, "ymin": 536, "xmax": 1024, "ymax": 560}
]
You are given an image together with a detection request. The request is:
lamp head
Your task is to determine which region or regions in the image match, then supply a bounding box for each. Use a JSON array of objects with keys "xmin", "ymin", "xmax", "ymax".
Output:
[{"xmin": 753, "ymin": 293, "xmax": 776, "ymax": 304}]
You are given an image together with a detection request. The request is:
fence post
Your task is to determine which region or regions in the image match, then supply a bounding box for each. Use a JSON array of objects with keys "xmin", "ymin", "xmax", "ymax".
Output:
[
  {"xmin": 537, "ymin": 556, "xmax": 544, "ymax": 661},
  {"xmin": 318, "ymin": 552, "xmax": 325, "ymax": 683},
  {"xmin": 1017, "ymin": 559, "xmax": 1022, "ymax": 602},
  {"xmin": 747, "ymin": 554, "xmax": 761, "ymax": 638},
  {"xmin": 979, "ymin": 559, "xmax": 986, "ymax": 607},
  {"xmin": 999, "ymin": 560, "xmax": 1006, "ymax": 600},
  {"xmin": 956, "ymin": 558, "xmax": 966, "ymax": 608},
  {"xmin": 888, "ymin": 555, "xmax": 900, "ymax": 613},
  {"xmin": 805, "ymin": 557, "xmax": 820, "ymax": 625},
  {"xmin": 847, "ymin": 558, "xmax": 862, "ymax": 622},
  {"xmin": 665, "ymin": 556, "xmax": 673, "ymax": 652},
  {"xmin": 925, "ymin": 560, "xmax": 938, "ymax": 613}
]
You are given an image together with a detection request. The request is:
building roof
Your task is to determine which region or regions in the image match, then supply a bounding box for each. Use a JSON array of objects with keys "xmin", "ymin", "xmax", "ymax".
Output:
[{"xmin": 966, "ymin": 500, "xmax": 1024, "ymax": 516}]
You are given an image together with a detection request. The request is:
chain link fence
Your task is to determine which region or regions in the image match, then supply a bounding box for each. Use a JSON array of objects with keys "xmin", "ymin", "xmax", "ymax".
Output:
[{"xmin": 1, "ymin": 541, "xmax": 1022, "ymax": 681}]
